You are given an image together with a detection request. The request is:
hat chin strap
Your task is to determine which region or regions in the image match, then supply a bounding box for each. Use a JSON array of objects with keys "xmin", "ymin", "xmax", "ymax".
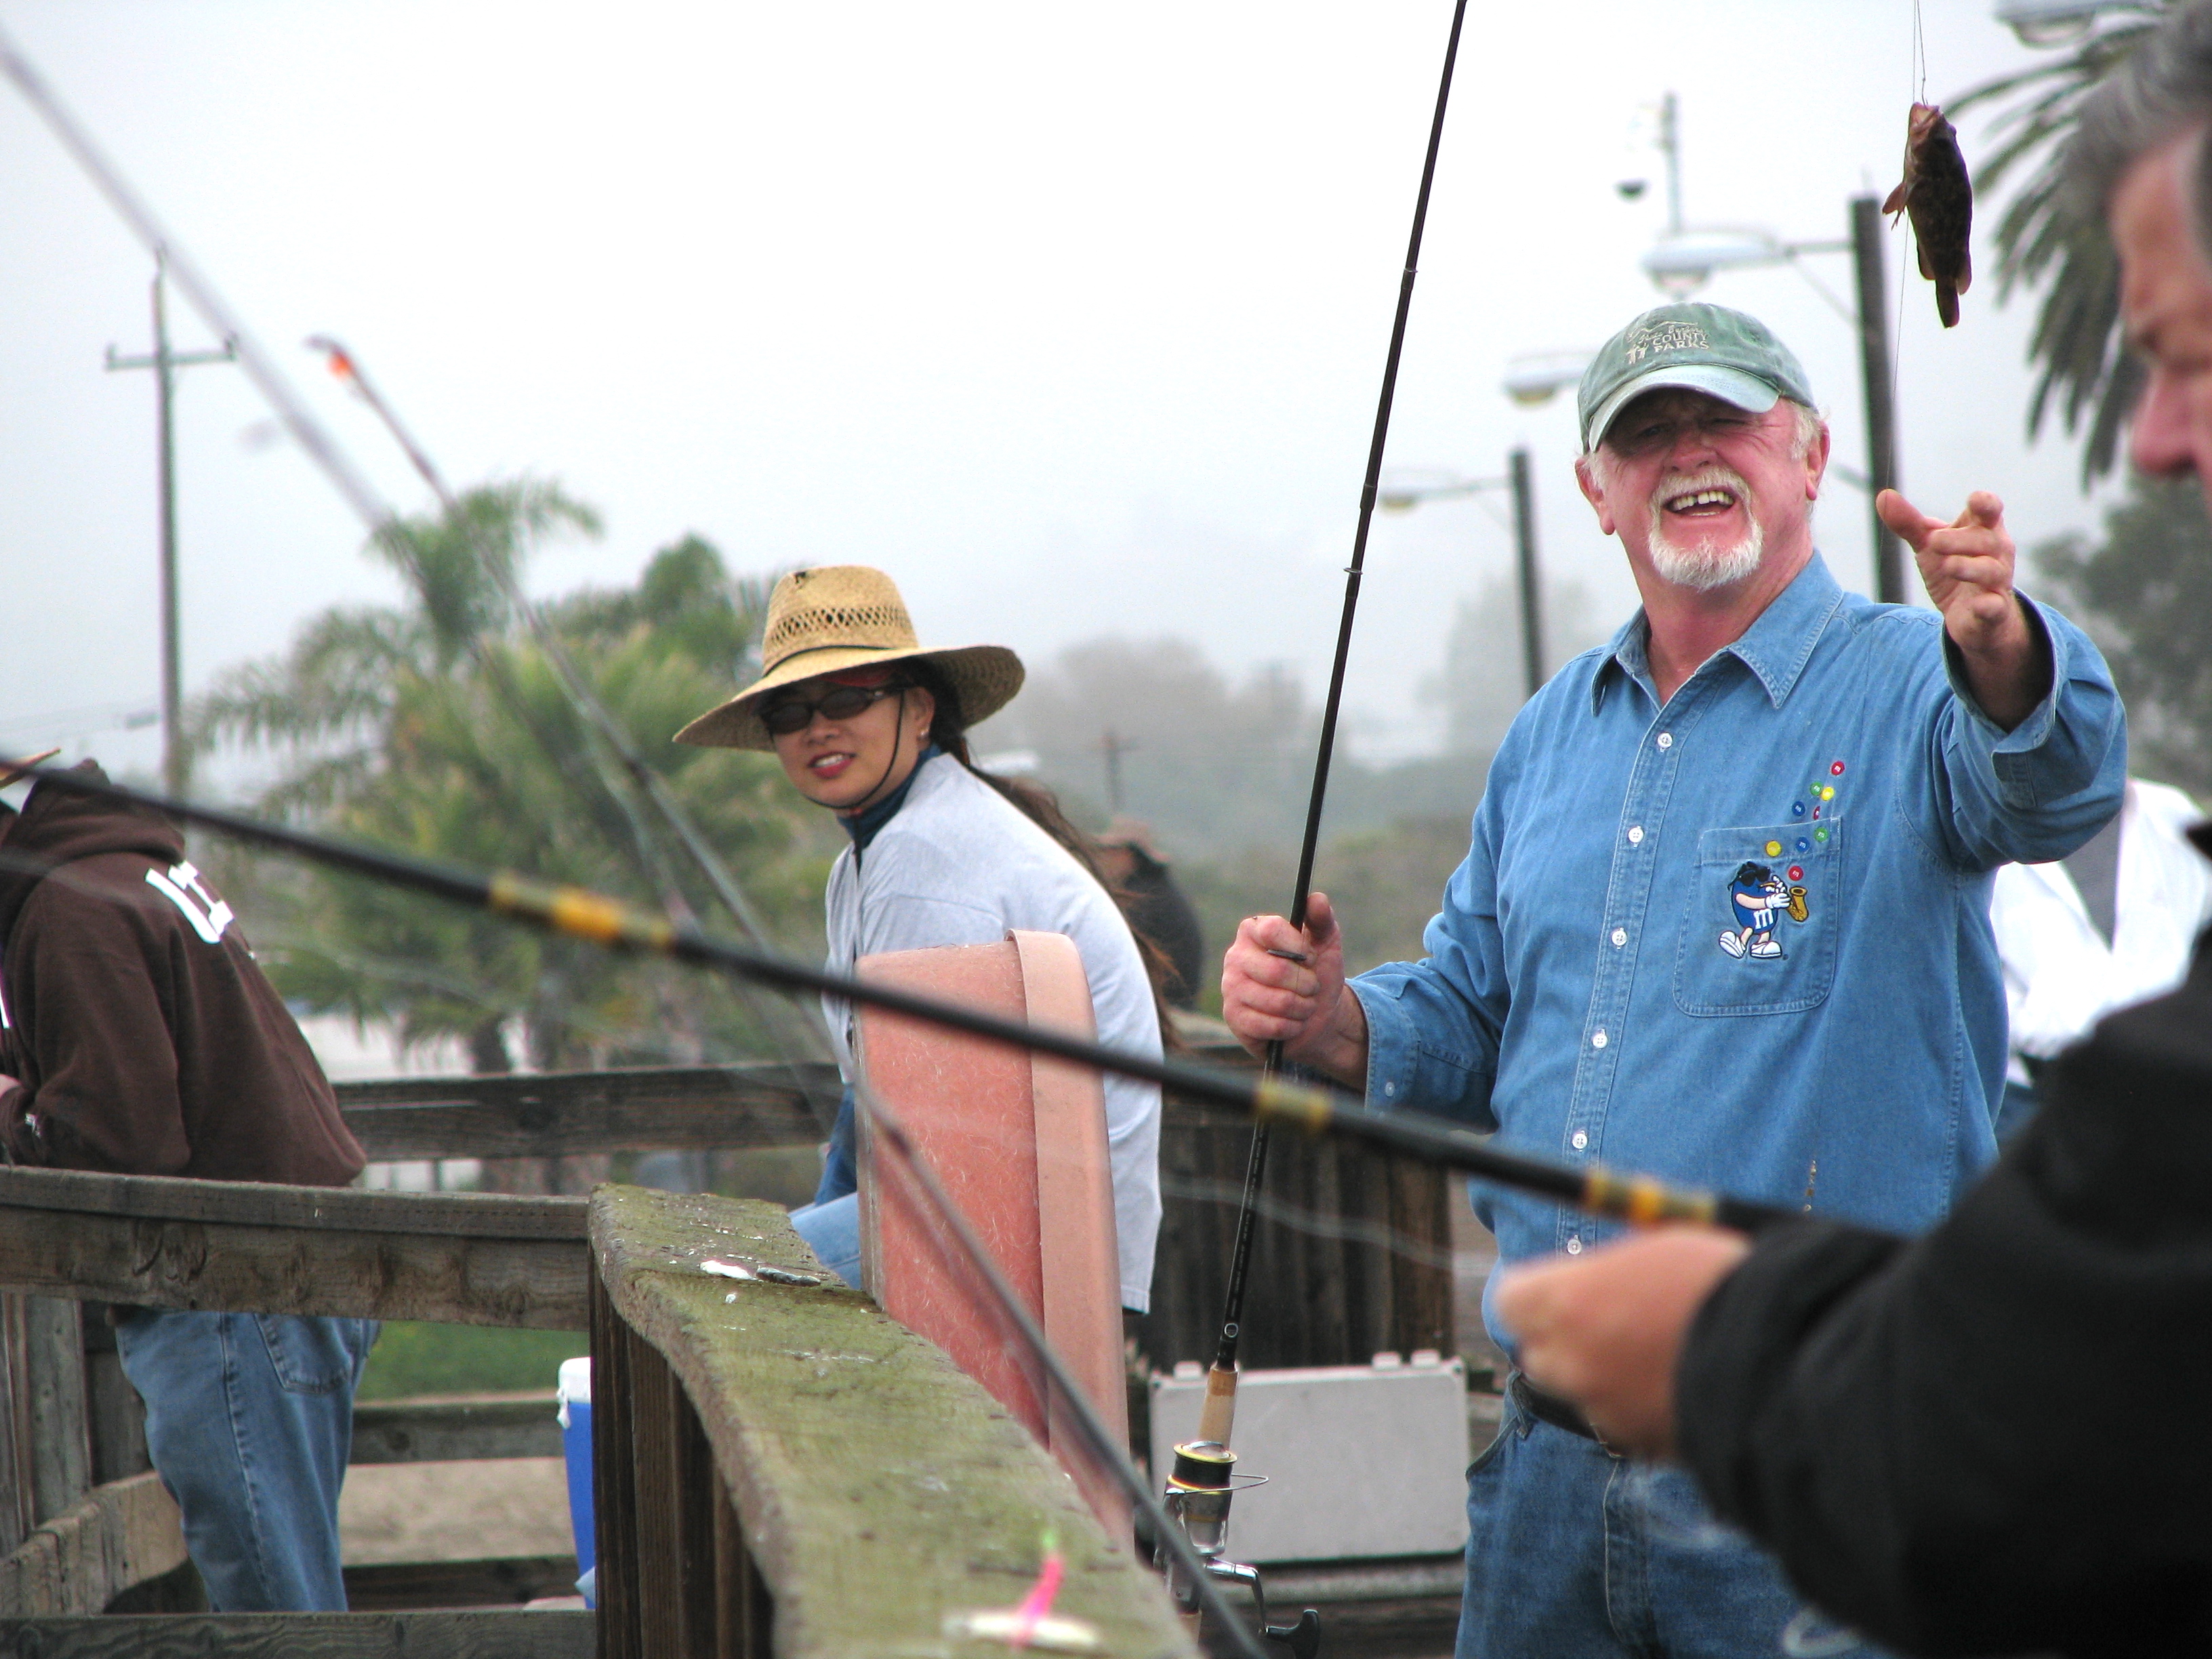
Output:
[{"xmin": 840, "ymin": 689, "xmax": 918, "ymax": 818}]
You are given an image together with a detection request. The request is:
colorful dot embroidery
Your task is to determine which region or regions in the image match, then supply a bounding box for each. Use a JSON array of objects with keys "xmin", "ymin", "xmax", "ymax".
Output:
[
  {"xmin": 1795, "ymin": 838, "xmax": 1810, "ymax": 853},
  {"xmin": 1820, "ymin": 785, "xmax": 1835, "ymax": 801},
  {"xmin": 1814, "ymin": 827, "xmax": 1829, "ymax": 842},
  {"xmin": 1830, "ymin": 760, "xmax": 1846, "ymax": 776},
  {"xmin": 1788, "ymin": 864, "xmax": 1804, "ymax": 882},
  {"xmin": 1791, "ymin": 802, "xmax": 1807, "ymax": 818},
  {"xmin": 1765, "ymin": 840, "xmax": 1782, "ymax": 856}
]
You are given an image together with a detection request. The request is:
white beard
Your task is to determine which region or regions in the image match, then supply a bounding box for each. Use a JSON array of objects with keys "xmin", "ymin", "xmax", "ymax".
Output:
[{"xmin": 1646, "ymin": 466, "xmax": 1764, "ymax": 592}]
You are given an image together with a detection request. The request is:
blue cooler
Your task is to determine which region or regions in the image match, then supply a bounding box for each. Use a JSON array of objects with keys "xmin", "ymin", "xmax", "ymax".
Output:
[{"xmin": 558, "ymin": 1356, "xmax": 595, "ymax": 1605}]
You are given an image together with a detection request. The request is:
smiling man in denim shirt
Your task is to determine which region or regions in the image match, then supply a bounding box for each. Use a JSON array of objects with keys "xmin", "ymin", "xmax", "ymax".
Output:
[{"xmin": 1221, "ymin": 302, "xmax": 2125, "ymax": 1659}]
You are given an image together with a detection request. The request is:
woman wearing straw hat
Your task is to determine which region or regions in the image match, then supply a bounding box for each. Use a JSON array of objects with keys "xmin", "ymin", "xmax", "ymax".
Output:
[{"xmin": 676, "ymin": 566, "xmax": 1164, "ymax": 1311}]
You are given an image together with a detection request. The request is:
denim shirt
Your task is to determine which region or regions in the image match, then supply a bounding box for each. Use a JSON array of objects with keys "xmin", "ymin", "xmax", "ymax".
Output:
[{"xmin": 1349, "ymin": 554, "xmax": 2124, "ymax": 1347}]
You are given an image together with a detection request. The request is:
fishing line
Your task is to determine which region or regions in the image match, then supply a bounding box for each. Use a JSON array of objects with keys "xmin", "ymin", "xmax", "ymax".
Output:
[{"xmin": 1159, "ymin": 1171, "xmax": 1458, "ymax": 1273}]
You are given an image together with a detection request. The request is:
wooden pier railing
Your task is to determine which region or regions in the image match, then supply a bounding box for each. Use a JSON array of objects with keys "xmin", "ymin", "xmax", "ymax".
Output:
[
  {"xmin": 588, "ymin": 1182, "xmax": 1194, "ymax": 1659},
  {"xmin": 0, "ymin": 1043, "xmax": 1454, "ymax": 1649}
]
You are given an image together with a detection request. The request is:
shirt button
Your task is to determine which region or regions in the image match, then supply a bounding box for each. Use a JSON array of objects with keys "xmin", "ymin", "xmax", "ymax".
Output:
[
  {"xmin": 1571, "ymin": 1130, "xmax": 1588, "ymax": 1149},
  {"xmin": 1610, "ymin": 927, "xmax": 1627, "ymax": 947},
  {"xmin": 1382, "ymin": 1082, "xmax": 1395, "ymax": 1097},
  {"xmin": 1627, "ymin": 825, "xmax": 1645, "ymax": 845},
  {"xmin": 1656, "ymin": 732, "xmax": 1673, "ymax": 750},
  {"xmin": 1591, "ymin": 1029, "xmax": 1608, "ymax": 1049},
  {"xmin": 1565, "ymin": 1235, "xmax": 1583, "ymax": 1255}
]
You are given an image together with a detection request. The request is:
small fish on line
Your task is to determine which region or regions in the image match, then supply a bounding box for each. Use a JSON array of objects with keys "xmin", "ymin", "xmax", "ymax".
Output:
[{"xmin": 1884, "ymin": 102, "xmax": 1973, "ymax": 329}]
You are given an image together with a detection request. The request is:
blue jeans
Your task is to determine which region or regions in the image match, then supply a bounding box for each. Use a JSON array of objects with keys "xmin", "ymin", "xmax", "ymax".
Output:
[
  {"xmin": 1458, "ymin": 1387, "xmax": 1889, "ymax": 1658},
  {"xmin": 790, "ymin": 1085, "xmax": 862, "ymax": 1287},
  {"xmin": 789, "ymin": 1193, "xmax": 861, "ymax": 1286},
  {"xmin": 115, "ymin": 1309, "xmax": 377, "ymax": 1612}
]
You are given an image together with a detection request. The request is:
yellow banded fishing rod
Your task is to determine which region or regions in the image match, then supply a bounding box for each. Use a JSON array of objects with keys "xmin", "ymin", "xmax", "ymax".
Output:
[{"xmin": 14, "ymin": 761, "xmax": 1801, "ymax": 1240}]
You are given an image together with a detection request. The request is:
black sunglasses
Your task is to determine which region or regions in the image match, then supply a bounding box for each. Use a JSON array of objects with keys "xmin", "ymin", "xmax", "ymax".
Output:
[{"xmin": 760, "ymin": 681, "xmax": 910, "ymax": 736}]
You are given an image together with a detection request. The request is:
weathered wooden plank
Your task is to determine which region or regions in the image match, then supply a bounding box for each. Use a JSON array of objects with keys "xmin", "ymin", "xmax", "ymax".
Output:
[
  {"xmin": 335, "ymin": 1060, "xmax": 842, "ymax": 1113},
  {"xmin": 0, "ymin": 1167, "xmax": 583, "ymax": 1241},
  {"xmin": 0, "ymin": 1610, "xmax": 595, "ymax": 1657},
  {"xmin": 337, "ymin": 1063, "xmax": 838, "ymax": 1160},
  {"xmin": 0, "ymin": 1208, "xmax": 586, "ymax": 1330},
  {"xmin": 589, "ymin": 1265, "xmax": 639, "ymax": 1659},
  {"xmin": 25, "ymin": 1298, "xmax": 91, "ymax": 1527},
  {"xmin": 0, "ymin": 1471, "xmax": 186, "ymax": 1617},
  {"xmin": 348, "ymin": 1393, "xmax": 563, "ymax": 1465},
  {"xmin": 81, "ymin": 1327, "xmax": 150, "ymax": 1490},
  {"xmin": 340, "ymin": 1555, "xmax": 577, "ymax": 1612},
  {"xmin": 0, "ymin": 1296, "xmax": 34, "ymax": 1557},
  {"xmin": 590, "ymin": 1185, "xmax": 1196, "ymax": 1659}
]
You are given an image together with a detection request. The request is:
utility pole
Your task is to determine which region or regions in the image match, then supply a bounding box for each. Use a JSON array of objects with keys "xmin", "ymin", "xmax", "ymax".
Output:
[
  {"xmin": 1849, "ymin": 195, "xmax": 1906, "ymax": 605},
  {"xmin": 1099, "ymin": 729, "xmax": 1137, "ymax": 814},
  {"xmin": 106, "ymin": 252, "xmax": 237, "ymax": 797},
  {"xmin": 1507, "ymin": 447, "xmax": 1545, "ymax": 699}
]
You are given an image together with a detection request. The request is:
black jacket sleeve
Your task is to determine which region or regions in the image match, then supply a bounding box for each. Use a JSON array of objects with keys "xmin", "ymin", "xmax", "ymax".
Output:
[{"xmin": 1676, "ymin": 958, "xmax": 2212, "ymax": 1659}]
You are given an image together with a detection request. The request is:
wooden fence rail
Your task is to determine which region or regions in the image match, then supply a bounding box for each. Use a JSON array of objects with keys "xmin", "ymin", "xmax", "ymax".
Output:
[
  {"xmin": 334, "ymin": 1062, "xmax": 840, "ymax": 1162},
  {"xmin": 0, "ymin": 1167, "xmax": 586, "ymax": 1331}
]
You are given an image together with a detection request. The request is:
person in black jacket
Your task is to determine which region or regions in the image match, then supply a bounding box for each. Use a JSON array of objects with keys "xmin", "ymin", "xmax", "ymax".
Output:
[{"xmin": 1488, "ymin": 10, "xmax": 2212, "ymax": 1654}]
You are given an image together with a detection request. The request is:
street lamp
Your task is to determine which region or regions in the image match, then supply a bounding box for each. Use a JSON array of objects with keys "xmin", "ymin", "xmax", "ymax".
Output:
[
  {"xmin": 1994, "ymin": 0, "xmax": 2124, "ymax": 45},
  {"xmin": 1384, "ymin": 354, "xmax": 1589, "ymax": 701},
  {"xmin": 1502, "ymin": 351, "xmax": 1594, "ymax": 409},
  {"xmin": 1380, "ymin": 451, "xmax": 1547, "ymax": 700},
  {"xmin": 1635, "ymin": 209, "xmax": 1904, "ymax": 606}
]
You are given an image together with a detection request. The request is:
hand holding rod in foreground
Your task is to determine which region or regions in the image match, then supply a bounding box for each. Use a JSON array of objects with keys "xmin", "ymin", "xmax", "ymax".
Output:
[
  {"xmin": 1876, "ymin": 487, "xmax": 2051, "ymax": 731},
  {"xmin": 1492, "ymin": 1227, "xmax": 1751, "ymax": 1458},
  {"xmin": 1218, "ymin": 893, "xmax": 1368, "ymax": 1086}
]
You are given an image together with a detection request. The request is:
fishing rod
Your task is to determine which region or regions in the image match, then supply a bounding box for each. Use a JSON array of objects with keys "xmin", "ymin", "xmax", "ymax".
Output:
[
  {"xmin": 12, "ymin": 761, "xmax": 1801, "ymax": 1239},
  {"xmin": 1206, "ymin": 0, "xmax": 1471, "ymax": 1452}
]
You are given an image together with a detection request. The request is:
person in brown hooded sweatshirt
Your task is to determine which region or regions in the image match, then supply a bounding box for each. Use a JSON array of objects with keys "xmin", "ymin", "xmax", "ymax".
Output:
[{"xmin": 0, "ymin": 758, "xmax": 371, "ymax": 1610}]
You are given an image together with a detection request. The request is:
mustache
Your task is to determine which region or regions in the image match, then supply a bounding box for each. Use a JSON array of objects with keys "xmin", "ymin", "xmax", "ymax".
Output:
[{"xmin": 1652, "ymin": 464, "xmax": 1753, "ymax": 508}]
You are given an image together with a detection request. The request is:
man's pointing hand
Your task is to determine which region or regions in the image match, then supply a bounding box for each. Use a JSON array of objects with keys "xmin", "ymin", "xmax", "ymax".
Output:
[{"xmin": 1877, "ymin": 487, "xmax": 2050, "ymax": 729}]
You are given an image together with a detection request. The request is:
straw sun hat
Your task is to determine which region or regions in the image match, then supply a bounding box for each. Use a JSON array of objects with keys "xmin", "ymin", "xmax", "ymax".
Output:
[{"xmin": 674, "ymin": 566, "xmax": 1025, "ymax": 752}]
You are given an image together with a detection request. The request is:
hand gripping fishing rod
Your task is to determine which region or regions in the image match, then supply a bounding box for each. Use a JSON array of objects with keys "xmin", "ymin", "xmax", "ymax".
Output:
[{"xmin": 1202, "ymin": 0, "xmax": 1470, "ymax": 1453}]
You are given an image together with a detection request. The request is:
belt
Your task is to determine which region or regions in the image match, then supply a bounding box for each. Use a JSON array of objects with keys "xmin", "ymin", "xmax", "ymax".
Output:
[{"xmin": 1509, "ymin": 1370, "xmax": 1605, "ymax": 1444}]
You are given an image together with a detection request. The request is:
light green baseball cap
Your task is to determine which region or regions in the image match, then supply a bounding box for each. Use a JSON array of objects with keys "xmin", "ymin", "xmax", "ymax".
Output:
[{"xmin": 1576, "ymin": 302, "xmax": 1816, "ymax": 453}]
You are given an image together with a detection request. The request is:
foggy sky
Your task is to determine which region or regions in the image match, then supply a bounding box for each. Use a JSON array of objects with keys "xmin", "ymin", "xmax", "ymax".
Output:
[{"xmin": 0, "ymin": 2, "xmax": 2110, "ymax": 778}]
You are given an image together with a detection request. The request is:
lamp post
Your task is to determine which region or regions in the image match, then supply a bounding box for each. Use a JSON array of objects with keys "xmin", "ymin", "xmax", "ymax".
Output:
[
  {"xmin": 1381, "ymin": 453, "xmax": 1546, "ymax": 700},
  {"xmin": 1638, "ymin": 208, "xmax": 1906, "ymax": 605},
  {"xmin": 1383, "ymin": 355, "xmax": 1589, "ymax": 703}
]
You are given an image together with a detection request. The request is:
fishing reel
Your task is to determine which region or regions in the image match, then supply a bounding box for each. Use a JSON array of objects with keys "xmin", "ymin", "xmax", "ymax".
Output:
[{"xmin": 1154, "ymin": 1440, "xmax": 1322, "ymax": 1659}]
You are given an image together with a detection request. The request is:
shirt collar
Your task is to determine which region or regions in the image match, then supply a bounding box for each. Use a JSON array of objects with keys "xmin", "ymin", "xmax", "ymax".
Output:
[
  {"xmin": 839, "ymin": 743, "xmax": 943, "ymax": 851},
  {"xmin": 1592, "ymin": 552, "xmax": 1845, "ymax": 714}
]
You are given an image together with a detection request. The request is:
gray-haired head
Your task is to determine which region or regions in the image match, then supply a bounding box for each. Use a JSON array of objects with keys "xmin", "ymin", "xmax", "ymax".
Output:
[{"xmin": 2068, "ymin": 5, "xmax": 2212, "ymax": 250}]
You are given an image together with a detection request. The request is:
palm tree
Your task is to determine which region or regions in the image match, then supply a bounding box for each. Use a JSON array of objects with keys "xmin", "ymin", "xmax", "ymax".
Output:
[
  {"xmin": 192, "ymin": 484, "xmax": 830, "ymax": 1076},
  {"xmin": 1950, "ymin": 5, "xmax": 2165, "ymax": 485}
]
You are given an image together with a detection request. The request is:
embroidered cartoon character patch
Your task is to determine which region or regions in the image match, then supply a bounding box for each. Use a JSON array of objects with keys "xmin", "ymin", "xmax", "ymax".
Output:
[{"xmin": 1719, "ymin": 861, "xmax": 1808, "ymax": 960}]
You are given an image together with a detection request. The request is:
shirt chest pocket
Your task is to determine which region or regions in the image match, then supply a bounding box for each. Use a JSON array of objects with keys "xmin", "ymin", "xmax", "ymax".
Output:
[{"xmin": 1673, "ymin": 819, "xmax": 1843, "ymax": 1017}]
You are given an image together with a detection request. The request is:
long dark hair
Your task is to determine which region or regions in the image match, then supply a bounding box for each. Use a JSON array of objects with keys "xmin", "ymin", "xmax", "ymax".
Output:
[{"xmin": 907, "ymin": 663, "xmax": 1185, "ymax": 1053}]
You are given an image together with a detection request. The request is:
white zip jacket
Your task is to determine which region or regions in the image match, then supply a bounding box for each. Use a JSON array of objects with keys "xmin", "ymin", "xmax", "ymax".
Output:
[
  {"xmin": 1990, "ymin": 778, "xmax": 2212, "ymax": 1084},
  {"xmin": 823, "ymin": 753, "xmax": 1164, "ymax": 1311}
]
